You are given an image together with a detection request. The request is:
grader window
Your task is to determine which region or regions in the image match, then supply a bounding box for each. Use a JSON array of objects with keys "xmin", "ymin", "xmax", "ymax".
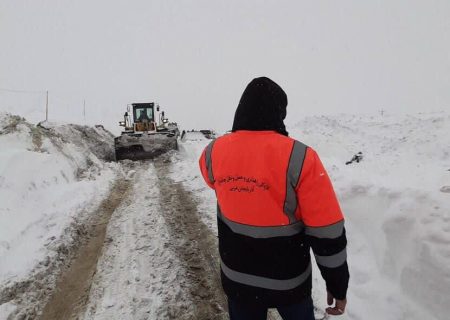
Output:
[{"xmin": 135, "ymin": 107, "xmax": 154, "ymax": 122}]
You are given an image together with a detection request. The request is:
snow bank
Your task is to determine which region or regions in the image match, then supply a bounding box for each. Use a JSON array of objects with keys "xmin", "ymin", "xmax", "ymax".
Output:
[
  {"xmin": 289, "ymin": 112, "xmax": 450, "ymax": 320},
  {"xmin": 171, "ymin": 112, "xmax": 450, "ymax": 320},
  {"xmin": 0, "ymin": 113, "xmax": 117, "ymax": 314},
  {"xmin": 170, "ymin": 139, "xmax": 218, "ymax": 232}
]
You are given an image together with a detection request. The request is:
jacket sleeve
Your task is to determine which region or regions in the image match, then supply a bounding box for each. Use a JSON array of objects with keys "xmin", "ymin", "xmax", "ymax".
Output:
[
  {"xmin": 199, "ymin": 147, "xmax": 215, "ymax": 189},
  {"xmin": 297, "ymin": 148, "xmax": 349, "ymax": 300}
]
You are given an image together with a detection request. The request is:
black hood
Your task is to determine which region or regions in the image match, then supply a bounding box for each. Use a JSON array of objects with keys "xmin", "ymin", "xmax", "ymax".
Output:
[{"xmin": 232, "ymin": 77, "xmax": 288, "ymax": 136}]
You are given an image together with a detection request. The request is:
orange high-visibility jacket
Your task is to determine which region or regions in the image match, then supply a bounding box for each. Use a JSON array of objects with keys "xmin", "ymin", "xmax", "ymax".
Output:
[{"xmin": 199, "ymin": 130, "xmax": 349, "ymax": 306}]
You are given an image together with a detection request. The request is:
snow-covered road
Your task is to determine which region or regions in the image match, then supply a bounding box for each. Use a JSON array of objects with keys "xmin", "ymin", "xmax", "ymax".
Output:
[{"xmin": 80, "ymin": 159, "xmax": 227, "ymax": 320}]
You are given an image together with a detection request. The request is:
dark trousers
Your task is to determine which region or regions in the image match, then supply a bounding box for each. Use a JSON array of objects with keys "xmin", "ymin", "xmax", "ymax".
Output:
[{"xmin": 228, "ymin": 297, "xmax": 315, "ymax": 320}]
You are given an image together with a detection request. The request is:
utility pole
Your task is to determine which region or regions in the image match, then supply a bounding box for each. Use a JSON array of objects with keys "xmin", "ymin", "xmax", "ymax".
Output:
[
  {"xmin": 83, "ymin": 99, "xmax": 86, "ymax": 123},
  {"xmin": 45, "ymin": 90, "xmax": 49, "ymax": 121}
]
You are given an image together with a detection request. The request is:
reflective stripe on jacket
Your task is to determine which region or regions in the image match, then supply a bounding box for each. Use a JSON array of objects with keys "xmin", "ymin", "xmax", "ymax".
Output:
[{"xmin": 199, "ymin": 130, "xmax": 349, "ymax": 306}]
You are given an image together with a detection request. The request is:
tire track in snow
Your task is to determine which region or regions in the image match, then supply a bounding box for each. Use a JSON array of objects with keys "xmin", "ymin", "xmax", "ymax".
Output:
[
  {"xmin": 154, "ymin": 158, "xmax": 228, "ymax": 319},
  {"xmin": 82, "ymin": 160, "xmax": 226, "ymax": 320},
  {"xmin": 38, "ymin": 175, "xmax": 133, "ymax": 320}
]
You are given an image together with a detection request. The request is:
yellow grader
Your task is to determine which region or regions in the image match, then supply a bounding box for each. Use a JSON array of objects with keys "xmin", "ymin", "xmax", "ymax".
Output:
[{"xmin": 114, "ymin": 102, "xmax": 179, "ymax": 161}]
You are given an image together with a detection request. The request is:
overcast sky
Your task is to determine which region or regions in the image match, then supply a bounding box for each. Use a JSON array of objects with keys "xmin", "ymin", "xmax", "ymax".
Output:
[{"xmin": 1, "ymin": 0, "xmax": 449, "ymax": 133}]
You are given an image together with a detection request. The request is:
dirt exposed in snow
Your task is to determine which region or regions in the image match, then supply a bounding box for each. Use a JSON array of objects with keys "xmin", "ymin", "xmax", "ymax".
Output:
[
  {"xmin": 154, "ymin": 156, "xmax": 228, "ymax": 319},
  {"xmin": 39, "ymin": 177, "xmax": 132, "ymax": 320}
]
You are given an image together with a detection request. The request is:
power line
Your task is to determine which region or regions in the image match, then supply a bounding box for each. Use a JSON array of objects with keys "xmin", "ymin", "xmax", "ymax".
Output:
[
  {"xmin": 0, "ymin": 87, "xmax": 46, "ymax": 94},
  {"xmin": 0, "ymin": 88, "xmax": 90, "ymax": 124}
]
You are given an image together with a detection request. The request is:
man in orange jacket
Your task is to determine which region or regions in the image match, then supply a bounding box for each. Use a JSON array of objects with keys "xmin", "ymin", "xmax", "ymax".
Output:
[{"xmin": 199, "ymin": 77, "xmax": 349, "ymax": 319}]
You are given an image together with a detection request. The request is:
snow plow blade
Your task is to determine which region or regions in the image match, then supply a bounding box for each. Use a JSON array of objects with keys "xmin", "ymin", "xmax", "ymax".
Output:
[{"xmin": 114, "ymin": 133, "xmax": 177, "ymax": 161}]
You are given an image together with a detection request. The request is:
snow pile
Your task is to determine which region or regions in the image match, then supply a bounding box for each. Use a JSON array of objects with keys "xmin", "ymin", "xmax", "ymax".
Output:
[
  {"xmin": 172, "ymin": 112, "xmax": 450, "ymax": 320},
  {"xmin": 0, "ymin": 113, "xmax": 117, "ymax": 317},
  {"xmin": 290, "ymin": 112, "xmax": 450, "ymax": 320},
  {"xmin": 39, "ymin": 122, "xmax": 116, "ymax": 162}
]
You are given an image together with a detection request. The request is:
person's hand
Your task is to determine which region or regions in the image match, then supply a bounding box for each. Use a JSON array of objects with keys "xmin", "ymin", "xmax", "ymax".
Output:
[{"xmin": 326, "ymin": 291, "xmax": 347, "ymax": 315}]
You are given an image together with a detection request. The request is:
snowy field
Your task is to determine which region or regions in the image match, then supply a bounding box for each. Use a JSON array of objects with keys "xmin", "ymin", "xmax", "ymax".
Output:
[
  {"xmin": 0, "ymin": 111, "xmax": 449, "ymax": 320},
  {"xmin": 171, "ymin": 112, "xmax": 450, "ymax": 320}
]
